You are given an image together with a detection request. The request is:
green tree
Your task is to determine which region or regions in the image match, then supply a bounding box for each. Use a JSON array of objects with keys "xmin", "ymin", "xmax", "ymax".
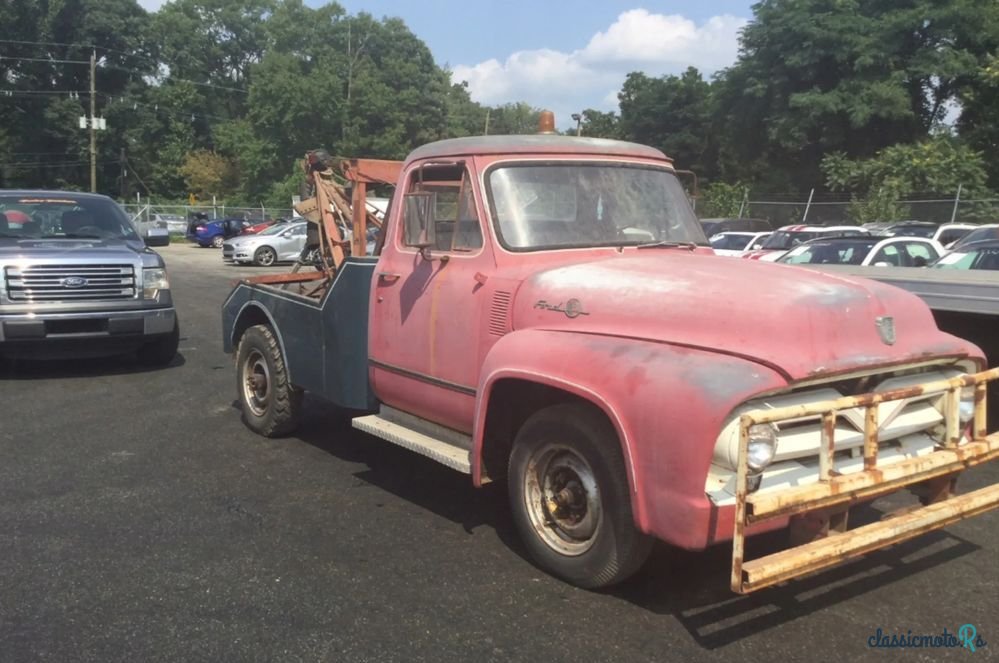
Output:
[
  {"xmin": 618, "ymin": 68, "xmax": 713, "ymax": 173},
  {"xmin": 714, "ymin": 0, "xmax": 999, "ymax": 190}
]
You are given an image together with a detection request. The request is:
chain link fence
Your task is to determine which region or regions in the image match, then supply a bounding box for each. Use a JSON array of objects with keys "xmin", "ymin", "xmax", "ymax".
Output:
[
  {"xmin": 717, "ymin": 197, "xmax": 999, "ymax": 227},
  {"xmin": 121, "ymin": 202, "xmax": 298, "ymax": 233}
]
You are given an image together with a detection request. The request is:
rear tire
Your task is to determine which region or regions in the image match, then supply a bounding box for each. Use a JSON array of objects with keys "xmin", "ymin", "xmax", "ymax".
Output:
[
  {"xmin": 136, "ymin": 318, "xmax": 180, "ymax": 367},
  {"xmin": 508, "ymin": 403, "xmax": 653, "ymax": 589},
  {"xmin": 211, "ymin": 235, "xmax": 225, "ymax": 248},
  {"xmin": 236, "ymin": 324, "xmax": 302, "ymax": 437}
]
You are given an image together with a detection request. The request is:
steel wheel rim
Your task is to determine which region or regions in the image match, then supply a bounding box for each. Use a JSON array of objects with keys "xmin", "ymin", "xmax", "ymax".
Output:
[
  {"xmin": 523, "ymin": 443, "xmax": 602, "ymax": 556},
  {"xmin": 258, "ymin": 248, "xmax": 275, "ymax": 266},
  {"xmin": 241, "ymin": 349, "xmax": 271, "ymax": 417}
]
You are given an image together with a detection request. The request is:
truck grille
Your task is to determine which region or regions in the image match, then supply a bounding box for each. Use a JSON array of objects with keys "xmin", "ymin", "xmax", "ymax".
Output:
[{"xmin": 4, "ymin": 264, "xmax": 136, "ymax": 301}]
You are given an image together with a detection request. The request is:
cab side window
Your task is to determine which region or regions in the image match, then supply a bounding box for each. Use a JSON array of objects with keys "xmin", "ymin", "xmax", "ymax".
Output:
[{"xmin": 402, "ymin": 163, "xmax": 483, "ymax": 252}]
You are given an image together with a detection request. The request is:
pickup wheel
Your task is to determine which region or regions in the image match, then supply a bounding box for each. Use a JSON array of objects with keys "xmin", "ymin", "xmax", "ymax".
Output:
[
  {"xmin": 253, "ymin": 246, "xmax": 277, "ymax": 266},
  {"xmin": 136, "ymin": 318, "xmax": 180, "ymax": 367},
  {"xmin": 236, "ymin": 324, "xmax": 303, "ymax": 437},
  {"xmin": 508, "ymin": 404, "xmax": 652, "ymax": 589}
]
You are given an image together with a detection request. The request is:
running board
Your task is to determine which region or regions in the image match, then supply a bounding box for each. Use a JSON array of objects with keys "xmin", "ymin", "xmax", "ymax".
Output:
[{"xmin": 352, "ymin": 408, "xmax": 472, "ymax": 474}]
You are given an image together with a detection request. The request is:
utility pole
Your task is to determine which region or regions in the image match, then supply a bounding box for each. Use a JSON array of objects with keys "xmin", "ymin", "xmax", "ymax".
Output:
[{"xmin": 90, "ymin": 50, "xmax": 97, "ymax": 192}]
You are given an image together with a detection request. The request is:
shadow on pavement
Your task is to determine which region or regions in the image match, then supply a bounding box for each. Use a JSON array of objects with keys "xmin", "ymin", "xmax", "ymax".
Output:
[
  {"xmin": 284, "ymin": 398, "xmax": 982, "ymax": 651},
  {"xmin": 0, "ymin": 350, "xmax": 186, "ymax": 379}
]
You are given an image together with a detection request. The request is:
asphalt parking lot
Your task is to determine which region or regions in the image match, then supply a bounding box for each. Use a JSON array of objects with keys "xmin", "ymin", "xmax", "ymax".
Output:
[{"xmin": 1, "ymin": 241, "xmax": 997, "ymax": 662}]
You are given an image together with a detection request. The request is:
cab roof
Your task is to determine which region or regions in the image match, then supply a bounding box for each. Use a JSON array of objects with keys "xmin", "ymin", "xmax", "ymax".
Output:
[{"xmin": 406, "ymin": 135, "xmax": 671, "ymax": 163}]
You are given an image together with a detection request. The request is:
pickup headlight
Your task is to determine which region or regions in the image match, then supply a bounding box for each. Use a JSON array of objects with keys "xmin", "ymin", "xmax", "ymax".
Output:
[
  {"xmin": 143, "ymin": 267, "xmax": 170, "ymax": 299},
  {"xmin": 746, "ymin": 424, "xmax": 778, "ymax": 473}
]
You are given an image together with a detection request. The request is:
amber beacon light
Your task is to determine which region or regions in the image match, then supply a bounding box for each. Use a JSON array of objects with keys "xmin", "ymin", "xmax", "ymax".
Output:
[{"xmin": 537, "ymin": 110, "xmax": 556, "ymax": 134}]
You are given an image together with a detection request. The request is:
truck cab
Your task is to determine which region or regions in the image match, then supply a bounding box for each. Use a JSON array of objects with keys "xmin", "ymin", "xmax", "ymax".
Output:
[{"xmin": 222, "ymin": 134, "xmax": 999, "ymax": 593}]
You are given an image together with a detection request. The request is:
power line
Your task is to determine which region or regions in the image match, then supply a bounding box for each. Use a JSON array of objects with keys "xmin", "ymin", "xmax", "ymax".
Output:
[
  {"xmin": 0, "ymin": 46, "xmax": 250, "ymax": 94},
  {"xmin": 0, "ymin": 159, "xmax": 120, "ymax": 168}
]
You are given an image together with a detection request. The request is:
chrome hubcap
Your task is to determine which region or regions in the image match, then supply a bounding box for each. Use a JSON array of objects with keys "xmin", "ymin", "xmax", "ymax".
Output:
[
  {"xmin": 241, "ymin": 350, "xmax": 270, "ymax": 417},
  {"xmin": 524, "ymin": 443, "xmax": 601, "ymax": 556}
]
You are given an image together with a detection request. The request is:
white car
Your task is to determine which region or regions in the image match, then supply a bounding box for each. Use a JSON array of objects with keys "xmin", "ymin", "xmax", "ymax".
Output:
[
  {"xmin": 223, "ymin": 221, "xmax": 308, "ymax": 266},
  {"xmin": 743, "ymin": 224, "xmax": 870, "ymax": 262},
  {"xmin": 709, "ymin": 231, "xmax": 771, "ymax": 257},
  {"xmin": 932, "ymin": 223, "xmax": 978, "ymax": 248},
  {"xmin": 777, "ymin": 235, "xmax": 943, "ymax": 267}
]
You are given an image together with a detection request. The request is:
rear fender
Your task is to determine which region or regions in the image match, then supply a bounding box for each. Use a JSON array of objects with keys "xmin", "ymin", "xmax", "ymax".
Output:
[{"xmin": 473, "ymin": 329, "xmax": 786, "ymax": 543}]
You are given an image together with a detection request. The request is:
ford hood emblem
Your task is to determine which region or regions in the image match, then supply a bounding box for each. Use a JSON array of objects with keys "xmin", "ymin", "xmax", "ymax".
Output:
[
  {"xmin": 875, "ymin": 316, "xmax": 896, "ymax": 345},
  {"xmin": 62, "ymin": 276, "xmax": 88, "ymax": 288}
]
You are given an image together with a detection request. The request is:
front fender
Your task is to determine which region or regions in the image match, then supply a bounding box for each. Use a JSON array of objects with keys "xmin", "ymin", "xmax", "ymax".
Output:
[{"xmin": 473, "ymin": 329, "xmax": 787, "ymax": 548}]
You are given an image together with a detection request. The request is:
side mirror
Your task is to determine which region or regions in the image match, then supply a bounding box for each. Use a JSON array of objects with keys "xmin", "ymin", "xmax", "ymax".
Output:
[
  {"xmin": 144, "ymin": 228, "xmax": 170, "ymax": 247},
  {"xmin": 872, "ymin": 261, "xmax": 892, "ymax": 267},
  {"xmin": 403, "ymin": 193, "xmax": 435, "ymax": 249}
]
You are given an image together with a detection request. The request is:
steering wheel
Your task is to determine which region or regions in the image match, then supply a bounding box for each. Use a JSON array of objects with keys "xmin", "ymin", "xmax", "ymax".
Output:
[{"xmin": 70, "ymin": 225, "xmax": 109, "ymax": 237}]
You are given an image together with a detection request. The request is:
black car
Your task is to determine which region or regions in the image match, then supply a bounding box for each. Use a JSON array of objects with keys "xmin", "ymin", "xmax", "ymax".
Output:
[
  {"xmin": 880, "ymin": 221, "xmax": 939, "ymax": 238},
  {"xmin": 933, "ymin": 239, "xmax": 999, "ymax": 271},
  {"xmin": 699, "ymin": 218, "xmax": 772, "ymax": 237}
]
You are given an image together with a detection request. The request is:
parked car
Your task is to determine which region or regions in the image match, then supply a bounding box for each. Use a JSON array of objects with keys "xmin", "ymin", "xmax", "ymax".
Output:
[
  {"xmin": 0, "ymin": 190, "xmax": 178, "ymax": 364},
  {"xmin": 187, "ymin": 216, "xmax": 249, "ymax": 248},
  {"xmin": 743, "ymin": 225, "xmax": 869, "ymax": 261},
  {"xmin": 699, "ymin": 217, "xmax": 771, "ymax": 237},
  {"xmin": 242, "ymin": 217, "xmax": 293, "ymax": 236},
  {"xmin": 947, "ymin": 224, "xmax": 999, "ymax": 253},
  {"xmin": 932, "ymin": 239, "xmax": 999, "ymax": 271},
  {"xmin": 932, "ymin": 223, "xmax": 978, "ymax": 248},
  {"xmin": 141, "ymin": 213, "xmax": 187, "ymax": 234},
  {"xmin": 879, "ymin": 221, "xmax": 939, "ymax": 238},
  {"xmin": 223, "ymin": 221, "xmax": 308, "ymax": 265},
  {"xmin": 709, "ymin": 231, "xmax": 772, "ymax": 257},
  {"xmin": 776, "ymin": 235, "xmax": 942, "ymax": 267}
]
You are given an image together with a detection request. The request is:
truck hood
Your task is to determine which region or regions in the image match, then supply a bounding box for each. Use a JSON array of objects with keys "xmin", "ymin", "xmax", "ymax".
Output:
[
  {"xmin": 0, "ymin": 238, "xmax": 158, "ymax": 266},
  {"xmin": 511, "ymin": 252, "xmax": 976, "ymax": 381}
]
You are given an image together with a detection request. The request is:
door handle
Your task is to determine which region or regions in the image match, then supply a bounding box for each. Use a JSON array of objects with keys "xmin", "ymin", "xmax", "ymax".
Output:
[{"xmin": 378, "ymin": 272, "xmax": 401, "ymax": 284}]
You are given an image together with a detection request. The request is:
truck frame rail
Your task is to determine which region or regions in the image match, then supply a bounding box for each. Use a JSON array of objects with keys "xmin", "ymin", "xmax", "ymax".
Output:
[{"xmin": 731, "ymin": 366, "xmax": 999, "ymax": 593}]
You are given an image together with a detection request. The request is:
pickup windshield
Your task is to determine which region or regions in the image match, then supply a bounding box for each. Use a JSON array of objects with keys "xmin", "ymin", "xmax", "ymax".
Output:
[
  {"xmin": 0, "ymin": 195, "xmax": 140, "ymax": 240},
  {"xmin": 486, "ymin": 164, "xmax": 706, "ymax": 250}
]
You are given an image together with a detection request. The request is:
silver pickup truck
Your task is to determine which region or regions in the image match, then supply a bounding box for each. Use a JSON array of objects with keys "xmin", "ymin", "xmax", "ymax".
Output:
[{"xmin": 0, "ymin": 190, "xmax": 178, "ymax": 365}]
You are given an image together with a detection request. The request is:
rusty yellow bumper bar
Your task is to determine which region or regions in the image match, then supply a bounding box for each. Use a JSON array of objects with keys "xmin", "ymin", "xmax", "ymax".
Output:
[{"xmin": 731, "ymin": 366, "xmax": 999, "ymax": 594}]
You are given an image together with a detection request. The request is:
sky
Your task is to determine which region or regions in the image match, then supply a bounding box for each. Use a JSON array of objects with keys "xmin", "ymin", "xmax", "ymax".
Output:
[{"xmin": 138, "ymin": 1, "xmax": 756, "ymax": 127}]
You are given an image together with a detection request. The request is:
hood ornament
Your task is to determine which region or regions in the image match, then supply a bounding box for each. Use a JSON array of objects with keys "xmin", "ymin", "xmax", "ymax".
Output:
[{"xmin": 875, "ymin": 316, "xmax": 896, "ymax": 345}]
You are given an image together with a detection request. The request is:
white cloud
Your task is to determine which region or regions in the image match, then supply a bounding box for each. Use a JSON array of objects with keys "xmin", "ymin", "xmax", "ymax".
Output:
[
  {"xmin": 137, "ymin": 0, "xmax": 167, "ymax": 11},
  {"xmin": 451, "ymin": 9, "xmax": 748, "ymax": 127}
]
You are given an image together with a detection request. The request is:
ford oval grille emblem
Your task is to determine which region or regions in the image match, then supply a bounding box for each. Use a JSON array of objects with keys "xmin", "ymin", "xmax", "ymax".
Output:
[
  {"xmin": 875, "ymin": 316, "xmax": 896, "ymax": 345},
  {"xmin": 62, "ymin": 276, "xmax": 88, "ymax": 288}
]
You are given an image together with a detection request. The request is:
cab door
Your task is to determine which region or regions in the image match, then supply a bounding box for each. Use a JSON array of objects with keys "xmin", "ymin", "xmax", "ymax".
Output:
[{"xmin": 368, "ymin": 161, "xmax": 493, "ymax": 432}]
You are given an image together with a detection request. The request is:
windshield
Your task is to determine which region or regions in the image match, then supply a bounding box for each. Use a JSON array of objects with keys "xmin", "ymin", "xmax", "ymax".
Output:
[
  {"xmin": 0, "ymin": 194, "xmax": 140, "ymax": 240},
  {"xmin": 486, "ymin": 163, "xmax": 706, "ymax": 250},
  {"xmin": 779, "ymin": 239, "xmax": 878, "ymax": 265},
  {"xmin": 257, "ymin": 223, "xmax": 292, "ymax": 236},
  {"xmin": 761, "ymin": 230, "xmax": 819, "ymax": 250},
  {"xmin": 953, "ymin": 226, "xmax": 999, "ymax": 250},
  {"xmin": 934, "ymin": 246, "xmax": 999, "ymax": 270}
]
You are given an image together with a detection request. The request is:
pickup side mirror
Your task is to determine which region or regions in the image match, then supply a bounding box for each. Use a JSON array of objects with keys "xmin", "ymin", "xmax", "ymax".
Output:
[
  {"xmin": 403, "ymin": 192, "xmax": 435, "ymax": 249},
  {"xmin": 872, "ymin": 261, "xmax": 892, "ymax": 267},
  {"xmin": 144, "ymin": 228, "xmax": 170, "ymax": 247}
]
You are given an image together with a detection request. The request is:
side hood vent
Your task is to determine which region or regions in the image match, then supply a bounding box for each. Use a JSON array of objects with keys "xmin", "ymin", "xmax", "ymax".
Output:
[{"xmin": 488, "ymin": 290, "xmax": 513, "ymax": 336}]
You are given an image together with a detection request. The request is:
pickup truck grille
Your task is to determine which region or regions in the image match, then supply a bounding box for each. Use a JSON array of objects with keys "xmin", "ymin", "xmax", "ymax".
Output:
[{"xmin": 4, "ymin": 264, "xmax": 136, "ymax": 301}]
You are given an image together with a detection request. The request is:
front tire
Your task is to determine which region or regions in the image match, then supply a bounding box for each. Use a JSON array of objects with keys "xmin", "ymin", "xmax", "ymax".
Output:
[
  {"xmin": 236, "ymin": 324, "xmax": 302, "ymax": 437},
  {"xmin": 508, "ymin": 403, "xmax": 653, "ymax": 589},
  {"xmin": 254, "ymin": 246, "xmax": 277, "ymax": 266}
]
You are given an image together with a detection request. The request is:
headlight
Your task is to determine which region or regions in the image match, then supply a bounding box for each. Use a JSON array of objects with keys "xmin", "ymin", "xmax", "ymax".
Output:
[
  {"xmin": 143, "ymin": 267, "xmax": 170, "ymax": 299},
  {"xmin": 746, "ymin": 424, "xmax": 778, "ymax": 473},
  {"xmin": 958, "ymin": 388, "xmax": 975, "ymax": 425}
]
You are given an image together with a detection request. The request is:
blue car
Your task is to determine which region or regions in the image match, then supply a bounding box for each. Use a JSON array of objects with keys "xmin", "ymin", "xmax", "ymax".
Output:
[{"xmin": 186, "ymin": 217, "xmax": 249, "ymax": 248}]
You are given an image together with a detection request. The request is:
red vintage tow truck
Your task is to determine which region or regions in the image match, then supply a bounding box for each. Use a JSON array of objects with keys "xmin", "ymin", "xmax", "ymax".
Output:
[{"xmin": 222, "ymin": 115, "xmax": 999, "ymax": 593}]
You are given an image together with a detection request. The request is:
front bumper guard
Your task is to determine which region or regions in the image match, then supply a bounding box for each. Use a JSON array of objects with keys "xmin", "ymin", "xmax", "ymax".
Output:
[{"xmin": 732, "ymin": 367, "xmax": 999, "ymax": 594}]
